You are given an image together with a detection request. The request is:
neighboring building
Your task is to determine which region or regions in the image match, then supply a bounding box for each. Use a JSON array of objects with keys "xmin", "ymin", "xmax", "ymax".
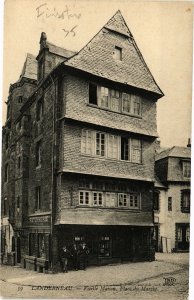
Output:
[
  {"xmin": 154, "ymin": 144, "xmax": 191, "ymax": 252},
  {"xmin": 1, "ymin": 11, "xmax": 164, "ymax": 272}
]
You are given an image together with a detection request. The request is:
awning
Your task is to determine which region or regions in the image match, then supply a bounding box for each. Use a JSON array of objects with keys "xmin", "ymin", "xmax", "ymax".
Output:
[{"xmin": 55, "ymin": 208, "xmax": 154, "ymax": 227}]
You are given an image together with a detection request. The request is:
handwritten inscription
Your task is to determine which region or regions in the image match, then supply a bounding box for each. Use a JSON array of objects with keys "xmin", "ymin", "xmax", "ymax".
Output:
[
  {"xmin": 36, "ymin": 3, "xmax": 81, "ymax": 20},
  {"xmin": 36, "ymin": 3, "xmax": 81, "ymax": 38}
]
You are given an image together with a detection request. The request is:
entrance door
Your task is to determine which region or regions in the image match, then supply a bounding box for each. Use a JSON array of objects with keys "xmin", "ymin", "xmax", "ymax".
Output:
[
  {"xmin": 177, "ymin": 224, "xmax": 190, "ymax": 250},
  {"xmin": 16, "ymin": 238, "xmax": 21, "ymax": 263},
  {"xmin": 98, "ymin": 236, "xmax": 111, "ymax": 257}
]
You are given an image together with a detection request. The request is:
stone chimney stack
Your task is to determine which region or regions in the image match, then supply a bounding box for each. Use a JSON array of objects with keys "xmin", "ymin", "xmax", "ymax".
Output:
[{"xmin": 187, "ymin": 138, "xmax": 191, "ymax": 148}]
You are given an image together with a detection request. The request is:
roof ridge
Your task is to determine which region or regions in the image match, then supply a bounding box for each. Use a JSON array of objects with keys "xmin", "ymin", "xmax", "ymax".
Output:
[{"xmin": 47, "ymin": 41, "xmax": 76, "ymax": 53}]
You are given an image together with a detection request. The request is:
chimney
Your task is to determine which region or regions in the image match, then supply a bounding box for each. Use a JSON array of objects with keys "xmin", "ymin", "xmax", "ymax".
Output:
[
  {"xmin": 39, "ymin": 32, "xmax": 48, "ymax": 50},
  {"xmin": 187, "ymin": 138, "xmax": 191, "ymax": 148}
]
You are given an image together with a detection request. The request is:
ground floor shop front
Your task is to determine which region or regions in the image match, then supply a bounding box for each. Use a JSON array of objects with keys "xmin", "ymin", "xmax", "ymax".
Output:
[{"xmin": 56, "ymin": 224, "xmax": 155, "ymax": 268}]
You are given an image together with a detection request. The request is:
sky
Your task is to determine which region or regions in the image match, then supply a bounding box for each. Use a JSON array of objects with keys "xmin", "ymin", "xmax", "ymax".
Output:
[{"xmin": 1, "ymin": 0, "xmax": 193, "ymax": 148}]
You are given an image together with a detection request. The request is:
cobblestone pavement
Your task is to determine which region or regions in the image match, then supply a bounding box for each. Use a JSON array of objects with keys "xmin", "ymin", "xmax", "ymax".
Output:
[{"xmin": 0, "ymin": 253, "xmax": 189, "ymax": 299}]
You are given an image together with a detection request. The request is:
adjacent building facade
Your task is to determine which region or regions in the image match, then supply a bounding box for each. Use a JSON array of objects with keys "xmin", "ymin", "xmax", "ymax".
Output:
[
  {"xmin": 154, "ymin": 144, "xmax": 191, "ymax": 252},
  {"xmin": 1, "ymin": 11, "xmax": 164, "ymax": 272}
]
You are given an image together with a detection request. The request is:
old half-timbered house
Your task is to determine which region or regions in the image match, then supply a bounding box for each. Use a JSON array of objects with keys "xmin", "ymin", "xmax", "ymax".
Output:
[{"xmin": 1, "ymin": 11, "xmax": 164, "ymax": 272}]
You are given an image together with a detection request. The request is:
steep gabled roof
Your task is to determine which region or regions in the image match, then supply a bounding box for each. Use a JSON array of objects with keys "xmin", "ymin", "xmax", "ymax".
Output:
[
  {"xmin": 47, "ymin": 41, "xmax": 76, "ymax": 58},
  {"xmin": 18, "ymin": 53, "xmax": 37, "ymax": 81},
  {"xmin": 65, "ymin": 10, "xmax": 163, "ymax": 97},
  {"xmin": 156, "ymin": 146, "xmax": 191, "ymax": 161}
]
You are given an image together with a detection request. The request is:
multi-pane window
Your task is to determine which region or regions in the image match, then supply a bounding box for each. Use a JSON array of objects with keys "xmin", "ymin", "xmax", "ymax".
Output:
[
  {"xmin": 111, "ymin": 89, "xmax": 120, "ymax": 112},
  {"xmin": 36, "ymin": 140, "xmax": 42, "ymax": 167},
  {"xmin": 181, "ymin": 190, "xmax": 190, "ymax": 213},
  {"xmin": 81, "ymin": 130, "xmax": 92, "ymax": 155},
  {"xmin": 100, "ymin": 87, "xmax": 109, "ymax": 108},
  {"xmin": 133, "ymin": 96, "xmax": 141, "ymax": 115},
  {"xmin": 129, "ymin": 194, "xmax": 139, "ymax": 208},
  {"xmin": 79, "ymin": 191, "xmax": 90, "ymax": 205},
  {"xmin": 96, "ymin": 132, "xmax": 105, "ymax": 156},
  {"xmin": 121, "ymin": 137, "xmax": 129, "ymax": 161},
  {"xmin": 131, "ymin": 139, "xmax": 142, "ymax": 163},
  {"xmin": 79, "ymin": 180, "xmax": 90, "ymax": 189},
  {"xmin": 182, "ymin": 161, "xmax": 191, "ymax": 178},
  {"xmin": 168, "ymin": 197, "xmax": 172, "ymax": 211},
  {"xmin": 35, "ymin": 186, "xmax": 41, "ymax": 210},
  {"xmin": 107, "ymin": 135, "xmax": 119, "ymax": 159},
  {"xmin": 122, "ymin": 93, "xmax": 131, "ymax": 113},
  {"xmin": 88, "ymin": 84, "xmax": 142, "ymax": 116},
  {"xmin": 93, "ymin": 192, "xmax": 103, "ymax": 206},
  {"xmin": 118, "ymin": 193, "xmax": 127, "ymax": 207},
  {"xmin": 81, "ymin": 129, "xmax": 142, "ymax": 163}
]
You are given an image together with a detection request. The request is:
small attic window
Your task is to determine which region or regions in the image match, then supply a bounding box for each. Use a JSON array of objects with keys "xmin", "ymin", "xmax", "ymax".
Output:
[{"xmin": 113, "ymin": 46, "xmax": 122, "ymax": 61}]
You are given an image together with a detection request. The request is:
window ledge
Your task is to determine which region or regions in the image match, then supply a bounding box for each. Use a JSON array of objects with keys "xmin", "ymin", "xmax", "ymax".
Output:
[
  {"xmin": 75, "ymin": 205, "xmax": 141, "ymax": 211},
  {"xmin": 87, "ymin": 103, "xmax": 142, "ymax": 119}
]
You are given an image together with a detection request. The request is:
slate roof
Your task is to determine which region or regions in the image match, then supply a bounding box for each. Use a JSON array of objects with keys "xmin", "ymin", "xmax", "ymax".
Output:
[
  {"xmin": 155, "ymin": 146, "xmax": 191, "ymax": 161},
  {"xmin": 65, "ymin": 10, "xmax": 163, "ymax": 97},
  {"xmin": 154, "ymin": 176, "xmax": 167, "ymax": 189},
  {"xmin": 18, "ymin": 53, "xmax": 37, "ymax": 81},
  {"xmin": 47, "ymin": 41, "xmax": 76, "ymax": 58}
]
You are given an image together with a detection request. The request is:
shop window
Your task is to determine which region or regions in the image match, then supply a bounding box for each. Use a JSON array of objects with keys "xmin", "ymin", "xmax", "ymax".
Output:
[
  {"xmin": 168, "ymin": 197, "xmax": 172, "ymax": 211},
  {"xmin": 89, "ymin": 83, "xmax": 97, "ymax": 105},
  {"xmin": 99, "ymin": 236, "xmax": 111, "ymax": 257},
  {"xmin": 153, "ymin": 192, "xmax": 160, "ymax": 210}
]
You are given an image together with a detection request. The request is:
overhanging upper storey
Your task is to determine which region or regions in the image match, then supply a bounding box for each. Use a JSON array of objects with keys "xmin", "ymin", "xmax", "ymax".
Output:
[{"xmin": 64, "ymin": 10, "xmax": 164, "ymax": 99}]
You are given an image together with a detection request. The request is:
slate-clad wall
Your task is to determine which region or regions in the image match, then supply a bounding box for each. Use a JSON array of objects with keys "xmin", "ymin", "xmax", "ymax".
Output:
[
  {"xmin": 63, "ymin": 123, "xmax": 156, "ymax": 181},
  {"xmin": 64, "ymin": 74, "xmax": 157, "ymax": 137}
]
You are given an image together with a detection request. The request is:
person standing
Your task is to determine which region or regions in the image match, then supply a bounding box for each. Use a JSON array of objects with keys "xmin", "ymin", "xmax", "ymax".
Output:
[
  {"xmin": 71, "ymin": 243, "xmax": 79, "ymax": 271},
  {"xmin": 78, "ymin": 242, "xmax": 89, "ymax": 270},
  {"xmin": 60, "ymin": 245, "xmax": 71, "ymax": 273}
]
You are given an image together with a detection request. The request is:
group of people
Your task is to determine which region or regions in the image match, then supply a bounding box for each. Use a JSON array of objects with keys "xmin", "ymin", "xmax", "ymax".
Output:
[{"xmin": 60, "ymin": 243, "xmax": 89, "ymax": 273}]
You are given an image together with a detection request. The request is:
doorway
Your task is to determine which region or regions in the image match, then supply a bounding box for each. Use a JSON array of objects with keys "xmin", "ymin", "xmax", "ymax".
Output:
[{"xmin": 176, "ymin": 224, "xmax": 189, "ymax": 250}]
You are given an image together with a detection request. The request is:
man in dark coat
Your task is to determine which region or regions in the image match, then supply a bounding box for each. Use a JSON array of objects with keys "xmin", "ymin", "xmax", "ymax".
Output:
[
  {"xmin": 71, "ymin": 243, "xmax": 79, "ymax": 271},
  {"xmin": 60, "ymin": 245, "xmax": 71, "ymax": 273},
  {"xmin": 78, "ymin": 242, "xmax": 89, "ymax": 270}
]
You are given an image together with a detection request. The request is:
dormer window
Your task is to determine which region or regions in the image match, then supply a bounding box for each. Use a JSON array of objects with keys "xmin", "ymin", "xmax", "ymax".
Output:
[{"xmin": 113, "ymin": 46, "xmax": 122, "ymax": 61}]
